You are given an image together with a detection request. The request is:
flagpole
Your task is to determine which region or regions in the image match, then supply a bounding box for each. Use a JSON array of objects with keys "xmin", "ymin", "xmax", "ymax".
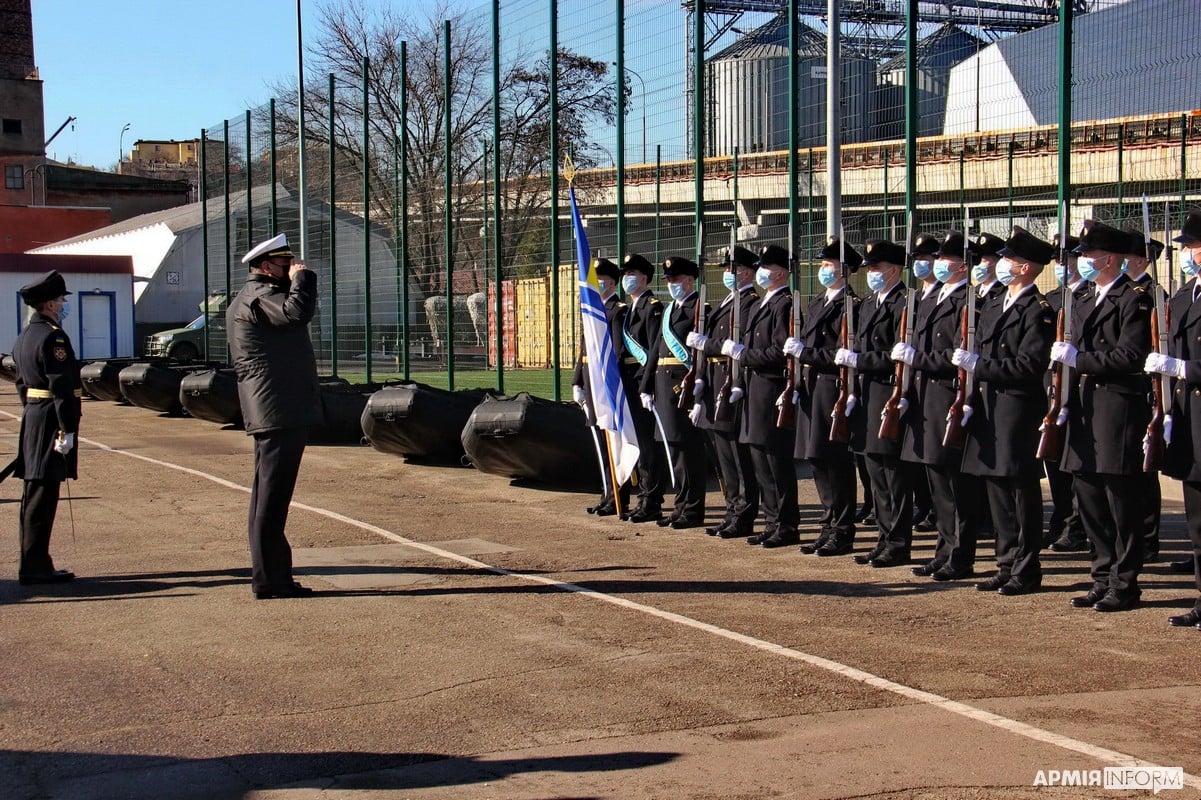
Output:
[
  {"xmin": 604, "ymin": 430, "xmax": 625, "ymax": 518},
  {"xmin": 296, "ymin": 0, "xmax": 308, "ymax": 261}
]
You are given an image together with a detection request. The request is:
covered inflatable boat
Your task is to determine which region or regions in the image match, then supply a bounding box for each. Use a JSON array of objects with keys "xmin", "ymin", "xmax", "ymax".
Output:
[
  {"xmin": 308, "ymin": 378, "xmax": 378, "ymax": 445},
  {"xmin": 0, "ymin": 354, "xmax": 16, "ymax": 383},
  {"xmin": 80, "ymin": 358, "xmax": 143, "ymax": 401},
  {"xmin": 118, "ymin": 362, "xmax": 214, "ymax": 414},
  {"xmin": 460, "ymin": 392, "xmax": 599, "ymax": 486},
  {"xmin": 361, "ymin": 382, "xmax": 490, "ymax": 464},
  {"xmin": 179, "ymin": 368, "xmax": 242, "ymax": 426}
]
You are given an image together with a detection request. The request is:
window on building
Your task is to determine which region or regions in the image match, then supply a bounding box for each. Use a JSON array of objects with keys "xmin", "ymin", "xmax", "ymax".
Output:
[
  {"xmin": 2, "ymin": 118, "xmax": 22, "ymax": 135},
  {"xmin": 5, "ymin": 165, "xmax": 25, "ymax": 189}
]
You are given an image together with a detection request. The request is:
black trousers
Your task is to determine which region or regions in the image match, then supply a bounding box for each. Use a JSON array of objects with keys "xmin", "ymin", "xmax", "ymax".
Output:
[
  {"xmin": 668, "ymin": 430, "xmax": 709, "ymax": 522},
  {"xmin": 1180, "ymin": 480, "xmax": 1201, "ymax": 611},
  {"xmin": 749, "ymin": 435, "xmax": 799, "ymax": 532},
  {"xmin": 856, "ymin": 453, "xmax": 874, "ymax": 516},
  {"xmin": 249, "ymin": 428, "xmax": 309, "ymax": 593},
  {"xmin": 630, "ymin": 405, "xmax": 665, "ymax": 513},
  {"xmin": 927, "ymin": 463, "xmax": 979, "ymax": 569},
  {"xmin": 1043, "ymin": 459, "xmax": 1082, "ymax": 542},
  {"xmin": 588, "ymin": 428, "xmax": 631, "ymax": 512},
  {"xmin": 708, "ymin": 427, "xmax": 759, "ymax": 532},
  {"xmin": 982, "ymin": 470, "xmax": 1042, "ymax": 586},
  {"xmin": 1074, "ymin": 471, "xmax": 1144, "ymax": 598},
  {"xmin": 1143, "ymin": 470, "xmax": 1161, "ymax": 556},
  {"xmin": 19, "ymin": 479, "xmax": 61, "ymax": 576},
  {"xmin": 913, "ymin": 465, "xmax": 934, "ymax": 522},
  {"xmin": 811, "ymin": 453, "xmax": 856, "ymax": 542},
  {"xmin": 863, "ymin": 452, "xmax": 912, "ymax": 558}
]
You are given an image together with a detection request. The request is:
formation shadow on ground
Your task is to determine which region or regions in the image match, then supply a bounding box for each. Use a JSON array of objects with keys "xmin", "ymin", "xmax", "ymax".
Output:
[{"xmin": 1, "ymin": 748, "xmax": 676, "ymax": 800}]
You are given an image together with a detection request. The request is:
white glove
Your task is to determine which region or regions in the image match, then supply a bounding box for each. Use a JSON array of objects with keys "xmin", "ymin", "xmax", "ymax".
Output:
[
  {"xmin": 880, "ymin": 396, "xmax": 910, "ymax": 421},
  {"xmin": 692, "ymin": 378, "xmax": 705, "ymax": 397},
  {"xmin": 831, "ymin": 394, "xmax": 858, "ymax": 420},
  {"xmin": 834, "ymin": 348, "xmax": 859, "ymax": 369},
  {"xmin": 1165, "ymin": 413, "xmax": 1174, "ymax": 446},
  {"xmin": 1050, "ymin": 341, "xmax": 1078, "ymax": 368},
  {"xmin": 54, "ymin": 432, "xmax": 75, "ymax": 455},
  {"xmin": 792, "ymin": 390, "xmax": 800, "ymax": 406},
  {"xmin": 688, "ymin": 401, "xmax": 706, "ymax": 427},
  {"xmin": 1142, "ymin": 433, "xmax": 1152, "ymax": 459},
  {"xmin": 1056, "ymin": 406, "xmax": 1069, "ymax": 426},
  {"xmin": 1145, "ymin": 352, "xmax": 1187, "ymax": 379},
  {"xmin": 783, "ymin": 337, "xmax": 805, "ymax": 357},
  {"xmin": 775, "ymin": 389, "xmax": 788, "ymax": 409},
  {"xmin": 721, "ymin": 340, "xmax": 746, "ymax": 360},
  {"xmin": 889, "ymin": 342, "xmax": 916, "ymax": 366},
  {"xmin": 572, "ymin": 385, "xmax": 586, "ymax": 406},
  {"xmin": 686, "ymin": 332, "xmax": 709, "ymax": 350},
  {"xmin": 951, "ymin": 348, "xmax": 979, "ymax": 373},
  {"xmin": 640, "ymin": 393, "xmax": 654, "ymax": 412},
  {"xmin": 960, "ymin": 405, "xmax": 973, "ymax": 427},
  {"xmin": 728, "ymin": 386, "xmax": 744, "ymax": 404}
]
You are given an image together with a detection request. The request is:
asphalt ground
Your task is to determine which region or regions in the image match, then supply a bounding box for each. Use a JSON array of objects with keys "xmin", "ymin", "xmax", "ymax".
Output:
[{"xmin": 1, "ymin": 379, "xmax": 1199, "ymax": 800}]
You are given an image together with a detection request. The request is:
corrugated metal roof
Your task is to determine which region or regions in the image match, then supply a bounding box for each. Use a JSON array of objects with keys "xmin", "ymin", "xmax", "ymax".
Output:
[
  {"xmin": 880, "ymin": 23, "xmax": 985, "ymax": 72},
  {"xmin": 710, "ymin": 14, "xmax": 828, "ymax": 61}
]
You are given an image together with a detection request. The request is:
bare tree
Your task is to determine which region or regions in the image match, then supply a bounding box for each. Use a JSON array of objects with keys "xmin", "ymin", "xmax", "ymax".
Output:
[{"xmin": 266, "ymin": 0, "xmax": 616, "ymax": 296}]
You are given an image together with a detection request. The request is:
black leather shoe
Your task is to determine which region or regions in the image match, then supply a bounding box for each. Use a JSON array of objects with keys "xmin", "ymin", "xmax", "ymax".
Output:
[
  {"xmin": 719, "ymin": 527, "xmax": 750, "ymax": 539},
  {"xmin": 930, "ymin": 565, "xmax": 975, "ymax": 582},
  {"xmin": 1049, "ymin": 533, "xmax": 1089, "ymax": 553},
  {"xmin": 853, "ymin": 548, "xmax": 884, "ymax": 565},
  {"xmin": 799, "ymin": 531, "xmax": 832, "ymax": 555},
  {"xmin": 761, "ymin": 530, "xmax": 800, "ymax": 548},
  {"xmin": 254, "ymin": 582, "xmax": 316, "ymax": 600},
  {"xmin": 914, "ymin": 518, "xmax": 937, "ymax": 533},
  {"xmin": 18, "ymin": 569, "xmax": 75, "ymax": 585},
  {"xmin": 627, "ymin": 510, "xmax": 663, "ymax": 524},
  {"xmin": 1168, "ymin": 609, "xmax": 1201, "ymax": 627},
  {"xmin": 854, "ymin": 506, "xmax": 872, "ymax": 523},
  {"xmin": 998, "ymin": 579, "xmax": 1041, "ymax": 596},
  {"xmin": 975, "ymin": 576, "xmax": 1008, "ymax": 592},
  {"xmin": 816, "ymin": 539, "xmax": 854, "ymax": 557},
  {"xmin": 593, "ymin": 505, "xmax": 617, "ymax": 517},
  {"xmin": 1170, "ymin": 558, "xmax": 1193, "ymax": 574},
  {"xmin": 861, "ymin": 513, "xmax": 877, "ymax": 526},
  {"xmin": 656, "ymin": 514, "xmax": 680, "ymax": 528},
  {"xmin": 1094, "ymin": 591, "xmax": 1139, "ymax": 612},
  {"xmin": 1144, "ymin": 551, "xmax": 1161, "ymax": 564},
  {"xmin": 670, "ymin": 517, "xmax": 703, "ymax": 530},
  {"xmin": 870, "ymin": 553, "xmax": 908, "ymax": 569},
  {"xmin": 747, "ymin": 526, "xmax": 777, "ymax": 545},
  {"xmin": 705, "ymin": 524, "xmax": 726, "ymax": 537},
  {"xmin": 911, "ymin": 560, "xmax": 946, "ymax": 577},
  {"xmin": 1070, "ymin": 586, "xmax": 1109, "ymax": 608}
]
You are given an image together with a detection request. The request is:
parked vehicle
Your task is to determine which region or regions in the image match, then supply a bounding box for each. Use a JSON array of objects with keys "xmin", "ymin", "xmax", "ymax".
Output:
[{"xmin": 144, "ymin": 294, "xmax": 227, "ymax": 361}]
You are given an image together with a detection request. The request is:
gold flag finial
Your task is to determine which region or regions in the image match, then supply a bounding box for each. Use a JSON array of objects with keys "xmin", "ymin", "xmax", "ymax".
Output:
[{"xmin": 564, "ymin": 153, "xmax": 576, "ymax": 186}]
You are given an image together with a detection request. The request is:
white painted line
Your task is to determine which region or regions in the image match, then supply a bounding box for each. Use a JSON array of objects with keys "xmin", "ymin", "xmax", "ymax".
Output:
[{"xmin": 13, "ymin": 416, "xmax": 1197, "ymax": 789}]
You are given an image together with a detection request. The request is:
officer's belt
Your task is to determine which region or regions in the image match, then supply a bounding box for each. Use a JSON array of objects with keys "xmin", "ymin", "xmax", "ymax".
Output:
[
  {"xmin": 621, "ymin": 357, "xmax": 641, "ymax": 365},
  {"xmin": 25, "ymin": 388, "xmax": 82, "ymax": 399},
  {"xmin": 657, "ymin": 357, "xmax": 687, "ymax": 366}
]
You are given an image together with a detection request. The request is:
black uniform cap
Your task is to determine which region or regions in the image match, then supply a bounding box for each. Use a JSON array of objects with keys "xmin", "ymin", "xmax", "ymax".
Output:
[
  {"xmin": 1173, "ymin": 208, "xmax": 1201, "ymax": 245},
  {"xmin": 726, "ymin": 245, "xmax": 758, "ymax": 270},
  {"xmin": 594, "ymin": 257, "xmax": 621, "ymax": 281},
  {"xmin": 662, "ymin": 256, "xmax": 699, "ymax": 278},
  {"xmin": 1073, "ymin": 220, "xmax": 1130, "ymax": 255},
  {"xmin": 755, "ymin": 244, "xmax": 792, "ymax": 270},
  {"xmin": 974, "ymin": 232, "xmax": 1007, "ymax": 258},
  {"xmin": 913, "ymin": 232, "xmax": 941, "ymax": 257},
  {"xmin": 19, "ymin": 271, "xmax": 72, "ymax": 307},
  {"xmin": 622, "ymin": 252, "xmax": 655, "ymax": 277},
  {"xmin": 817, "ymin": 235, "xmax": 863, "ymax": 270},
  {"xmin": 1121, "ymin": 226, "xmax": 1165, "ymax": 261},
  {"xmin": 937, "ymin": 230, "xmax": 979, "ymax": 263},
  {"xmin": 861, "ymin": 239, "xmax": 906, "ymax": 267},
  {"xmin": 997, "ymin": 225, "xmax": 1056, "ymax": 266},
  {"xmin": 1052, "ymin": 232, "xmax": 1080, "ymax": 254}
]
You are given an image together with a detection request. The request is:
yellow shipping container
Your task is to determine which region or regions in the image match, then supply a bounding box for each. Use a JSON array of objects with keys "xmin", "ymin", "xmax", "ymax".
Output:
[
  {"xmin": 514, "ymin": 275, "xmax": 550, "ymax": 368},
  {"xmin": 555, "ymin": 262, "xmax": 581, "ymax": 370}
]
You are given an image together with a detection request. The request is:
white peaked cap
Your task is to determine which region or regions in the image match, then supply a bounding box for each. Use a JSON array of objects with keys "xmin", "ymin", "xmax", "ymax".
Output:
[{"xmin": 242, "ymin": 232, "xmax": 292, "ymax": 264}]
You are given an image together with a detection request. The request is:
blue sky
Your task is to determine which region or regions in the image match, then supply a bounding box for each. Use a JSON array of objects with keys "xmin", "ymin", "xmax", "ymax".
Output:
[{"xmin": 33, "ymin": 0, "xmax": 448, "ymax": 169}]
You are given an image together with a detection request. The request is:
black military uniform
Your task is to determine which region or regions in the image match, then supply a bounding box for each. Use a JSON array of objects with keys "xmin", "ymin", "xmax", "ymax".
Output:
[
  {"xmin": 572, "ymin": 258, "xmax": 629, "ymax": 516},
  {"xmin": 11, "ymin": 271, "xmax": 81, "ymax": 585},
  {"xmin": 794, "ymin": 237, "xmax": 860, "ymax": 556},
  {"xmin": 739, "ymin": 244, "xmax": 800, "ymax": 546},
  {"xmin": 974, "ymin": 232, "xmax": 1008, "ymax": 304},
  {"xmin": 694, "ymin": 246, "xmax": 760, "ymax": 538},
  {"xmin": 908, "ymin": 233, "xmax": 942, "ymax": 533},
  {"xmin": 1123, "ymin": 225, "xmax": 1165, "ymax": 561},
  {"xmin": 619, "ymin": 253, "xmax": 667, "ymax": 523},
  {"xmin": 227, "ymin": 233, "xmax": 323, "ymax": 599},
  {"xmin": 640, "ymin": 256, "xmax": 709, "ymax": 529},
  {"xmin": 902, "ymin": 231, "xmax": 980, "ymax": 579},
  {"xmin": 1160, "ymin": 209, "xmax": 1201, "ymax": 628},
  {"xmin": 848, "ymin": 239, "xmax": 912, "ymax": 567},
  {"xmin": 960, "ymin": 227, "xmax": 1055, "ymax": 594},
  {"xmin": 1060, "ymin": 221, "xmax": 1152, "ymax": 612},
  {"xmin": 1044, "ymin": 233, "xmax": 1088, "ymax": 552}
]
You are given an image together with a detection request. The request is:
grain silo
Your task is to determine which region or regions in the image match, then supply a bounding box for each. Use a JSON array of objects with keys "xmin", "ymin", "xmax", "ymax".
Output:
[
  {"xmin": 871, "ymin": 23, "xmax": 985, "ymax": 140},
  {"xmin": 708, "ymin": 14, "xmax": 873, "ymax": 156}
]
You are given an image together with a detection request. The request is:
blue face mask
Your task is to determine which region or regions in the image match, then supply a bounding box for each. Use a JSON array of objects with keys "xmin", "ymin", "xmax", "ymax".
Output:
[
  {"xmin": 58, "ymin": 300, "xmax": 70, "ymax": 321},
  {"xmin": 621, "ymin": 274, "xmax": 642, "ymax": 295},
  {"xmin": 1120, "ymin": 259, "xmax": 1129, "ymax": 274},
  {"xmin": 866, "ymin": 270, "xmax": 887, "ymax": 293},
  {"xmin": 912, "ymin": 258, "xmax": 933, "ymax": 281},
  {"xmin": 994, "ymin": 258, "xmax": 1016, "ymax": 286},
  {"xmin": 755, "ymin": 267, "xmax": 773, "ymax": 288},
  {"xmin": 933, "ymin": 258, "xmax": 955, "ymax": 283},
  {"xmin": 667, "ymin": 281, "xmax": 687, "ymax": 301},
  {"xmin": 1053, "ymin": 262, "xmax": 1070, "ymax": 285},
  {"xmin": 722, "ymin": 271, "xmax": 736, "ymax": 290},
  {"xmin": 1077, "ymin": 256, "xmax": 1101, "ymax": 282},
  {"xmin": 1182, "ymin": 251, "xmax": 1199, "ymax": 278},
  {"xmin": 971, "ymin": 262, "xmax": 991, "ymax": 284},
  {"xmin": 818, "ymin": 265, "xmax": 838, "ymax": 288}
]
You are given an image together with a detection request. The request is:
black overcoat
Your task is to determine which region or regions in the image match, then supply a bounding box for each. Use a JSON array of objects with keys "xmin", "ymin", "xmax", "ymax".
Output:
[
  {"xmin": 902, "ymin": 283, "xmax": 967, "ymax": 466},
  {"xmin": 850, "ymin": 286, "xmax": 906, "ymax": 456},
  {"xmin": 795, "ymin": 289, "xmax": 856, "ymax": 460},
  {"xmin": 13, "ymin": 313, "xmax": 81, "ymax": 481},
  {"xmin": 696, "ymin": 286, "xmax": 758, "ymax": 433},
  {"xmin": 738, "ymin": 289, "xmax": 793, "ymax": 447}
]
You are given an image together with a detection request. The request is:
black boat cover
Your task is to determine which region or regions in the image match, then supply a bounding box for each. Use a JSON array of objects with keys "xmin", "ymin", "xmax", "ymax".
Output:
[{"xmin": 361, "ymin": 382, "xmax": 490, "ymax": 464}]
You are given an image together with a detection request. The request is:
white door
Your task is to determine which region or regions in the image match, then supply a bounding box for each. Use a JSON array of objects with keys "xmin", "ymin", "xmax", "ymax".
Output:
[{"xmin": 79, "ymin": 293, "xmax": 114, "ymax": 359}]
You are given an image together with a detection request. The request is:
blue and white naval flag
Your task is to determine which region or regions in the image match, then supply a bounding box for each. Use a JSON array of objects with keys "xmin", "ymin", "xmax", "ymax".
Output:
[{"xmin": 570, "ymin": 185, "xmax": 639, "ymax": 485}]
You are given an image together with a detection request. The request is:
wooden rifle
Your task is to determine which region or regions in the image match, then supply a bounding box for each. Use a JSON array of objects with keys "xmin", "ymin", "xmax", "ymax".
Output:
[
  {"xmin": 829, "ymin": 228, "xmax": 855, "ymax": 442},
  {"xmin": 943, "ymin": 213, "xmax": 975, "ymax": 449},
  {"xmin": 678, "ymin": 283, "xmax": 706, "ymax": 412},
  {"xmin": 1143, "ymin": 194, "xmax": 1168, "ymax": 472},
  {"xmin": 879, "ymin": 211, "xmax": 915, "ymax": 441},
  {"xmin": 713, "ymin": 225, "xmax": 740, "ymax": 423},
  {"xmin": 777, "ymin": 291, "xmax": 801, "ymax": 428},
  {"xmin": 1036, "ymin": 201, "xmax": 1071, "ymax": 461}
]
